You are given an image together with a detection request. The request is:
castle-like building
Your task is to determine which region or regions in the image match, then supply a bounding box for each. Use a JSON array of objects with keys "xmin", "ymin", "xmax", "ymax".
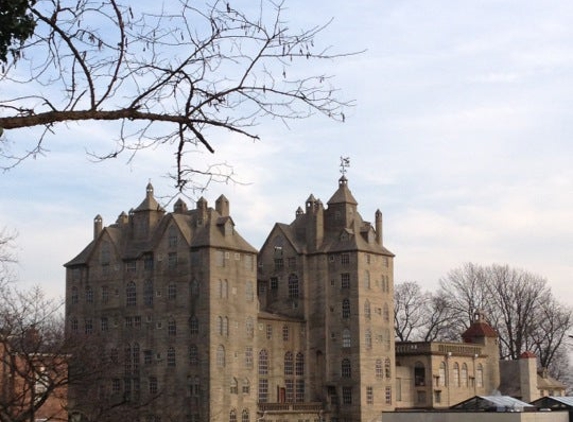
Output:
[{"xmin": 64, "ymin": 177, "xmax": 561, "ymax": 422}]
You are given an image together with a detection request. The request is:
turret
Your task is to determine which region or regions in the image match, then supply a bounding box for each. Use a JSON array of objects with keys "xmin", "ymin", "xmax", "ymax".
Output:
[
  {"xmin": 93, "ymin": 215, "xmax": 103, "ymax": 239},
  {"xmin": 216, "ymin": 195, "xmax": 229, "ymax": 217}
]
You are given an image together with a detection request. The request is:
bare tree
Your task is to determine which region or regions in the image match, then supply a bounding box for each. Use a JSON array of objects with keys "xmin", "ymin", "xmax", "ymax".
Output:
[{"xmin": 0, "ymin": 0, "xmax": 356, "ymax": 191}]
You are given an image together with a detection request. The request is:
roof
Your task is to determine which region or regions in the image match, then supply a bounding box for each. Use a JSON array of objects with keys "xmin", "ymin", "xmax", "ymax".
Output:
[
  {"xmin": 327, "ymin": 176, "xmax": 358, "ymax": 205},
  {"xmin": 451, "ymin": 395, "xmax": 533, "ymax": 411},
  {"xmin": 531, "ymin": 396, "xmax": 573, "ymax": 409},
  {"xmin": 461, "ymin": 319, "xmax": 498, "ymax": 340}
]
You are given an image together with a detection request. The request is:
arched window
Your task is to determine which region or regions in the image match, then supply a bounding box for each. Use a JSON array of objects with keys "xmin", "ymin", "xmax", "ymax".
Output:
[
  {"xmin": 476, "ymin": 363, "xmax": 484, "ymax": 388},
  {"xmin": 288, "ymin": 274, "xmax": 299, "ymax": 298},
  {"xmin": 217, "ymin": 345, "xmax": 226, "ymax": 368},
  {"xmin": 144, "ymin": 280, "xmax": 154, "ymax": 306},
  {"xmin": 342, "ymin": 299, "xmax": 350, "ymax": 319},
  {"xmin": 461, "ymin": 363, "xmax": 468, "ymax": 387},
  {"xmin": 341, "ymin": 358, "xmax": 351, "ymax": 378},
  {"xmin": 229, "ymin": 409, "xmax": 237, "ymax": 422},
  {"xmin": 342, "ymin": 329, "xmax": 351, "ymax": 348},
  {"xmin": 284, "ymin": 352, "xmax": 293, "ymax": 375},
  {"xmin": 126, "ymin": 282, "xmax": 136, "ymax": 307},
  {"xmin": 242, "ymin": 409, "xmax": 249, "ymax": 422},
  {"xmin": 439, "ymin": 361, "xmax": 446, "ymax": 386},
  {"xmin": 453, "ymin": 362, "xmax": 460, "ymax": 387},
  {"xmin": 217, "ymin": 316, "xmax": 223, "ymax": 335},
  {"xmin": 364, "ymin": 300, "xmax": 371, "ymax": 319},
  {"xmin": 295, "ymin": 352, "xmax": 304, "ymax": 376},
  {"xmin": 230, "ymin": 378, "xmax": 238, "ymax": 394},
  {"xmin": 246, "ymin": 317, "xmax": 254, "ymax": 338},
  {"xmin": 223, "ymin": 317, "xmax": 229, "ymax": 337},
  {"xmin": 258, "ymin": 349, "xmax": 268, "ymax": 375},
  {"xmin": 414, "ymin": 361, "xmax": 426, "ymax": 386},
  {"xmin": 375, "ymin": 359, "xmax": 383, "ymax": 379},
  {"xmin": 189, "ymin": 345, "xmax": 198, "ymax": 366},
  {"xmin": 167, "ymin": 347, "xmax": 176, "ymax": 367},
  {"xmin": 242, "ymin": 378, "xmax": 250, "ymax": 394},
  {"xmin": 189, "ymin": 315, "xmax": 198, "ymax": 334},
  {"xmin": 365, "ymin": 329, "xmax": 372, "ymax": 349},
  {"xmin": 384, "ymin": 357, "xmax": 391, "ymax": 378},
  {"xmin": 71, "ymin": 287, "xmax": 78, "ymax": 304}
]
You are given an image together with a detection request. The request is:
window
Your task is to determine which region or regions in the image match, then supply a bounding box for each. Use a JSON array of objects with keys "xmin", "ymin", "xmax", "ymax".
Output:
[
  {"xmin": 434, "ymin": 390, "xmax": 441, "ymax": 403},
  {"xmin": 168, "ymin": 226, "xmax": 178, "ymax": 248},
  {"xmin": 453, "ymin": 362, "xmax": 460, "ymax": 387},
  {"xmin": 258, "ymin": 350, "xmax": 268, "ymax": 375},
  {"xmin": 125, "ymin": 261, "xmax": 136, "ymax": 273},
  {"xmin": 385, "ymin": 386, "xmax": 392, "ymax": 404},
  {"xmin": 258, "ymin": 379, "xmax": 268, "ymax": 403},
  {"xmin": 295, "ymin": 379, "xmax": 305, "ymax": 402},
  {"xmin": 270, "ymin": 277, "xmax": 278, "ymax": 290},
  {"xmin": 167, "ymin": 347, "xmax": 176, "ymax": 367},
  {"xmin": 144, "ymin": 280, "xmax": 154, "ymax": 307},
  {"xmin": 230, "ymin": 378, "xmax": 238, "ymax": 394},
  {"xmin": 414, "ymin": 361, "xmax": 426, "ymax": 386},
  {"xmin": 217, "ymin": 345, "xmax": 225, "ymax": 368},
  {"xmin": 384, "ymin": 358, "xmax": 391, "ymax": 378},
  {"xmin": 245, "ymin": 347, "xmax": 253, "ymax": 368},
  {"xmin": 71, "ymin": 287, "xmax": 78, "ymax": 304},
  {"xmin": 245, "ymin": 281, "xmax": 254, "ymax": 302},
  {"xmin": 84, "ymin": 318, "xmax": 93, "ymax": 335},
  {"xmin": 288, "ymin": 274, "xmax": 299, "ymax": 298},
  {"xmin": 284, "ymin": 352, "xmax": 293, "ymax": 375},
  {"xmin": 340, "ymin": 273, "xmax": 350, "ymax": 289},
  {"xmin": 144, "ymin": 350, "xmax": 153, "ymax": 365},
  {"xmin": 342, "ymin": 299, "xmax": 350, "ymax": 319},
  {"xmin": 365, "ymin": 329, "xmax": 372, "ymax": 349},
  {"xmin": 229, "ymin": 410, "xmax": 237, "ymax": 422},
  {"xmin": 364, "ymin": 271, "xmax": 371, "ymax": 289},
  {"xmin": 341, "ymin": 253, "xmax": 350, "ymax": 266},
  {"xmin": 112, "ymin": 378, "xmax": 121, "ymax": 394},
  {"xmin": 295, "ymin": 352, "xmax": 304, "ymax": 376},
  {"xmin": 266, "ymin": 324, "xmax": 272, "ymax": 339},
  {"xmin": 149, "ymin": 377, "xmax": 158, "ymax": 394},
  {"xmin": 341, "ymin": 358, "xmax": 351, "ymax": 378},
  {"xmin": 85, "ymin": 286, "xmax": 93, "ymax": 303},
  {"xmin": 70, "ymin": 317, "xmax": 78, "ymax": 331},
  {"xmin": 383, "ymin": 303, "xmax": 389, "ymax": 323},
  {"xmin": 168, "ymin": 283, "xmax": 176, "ymax": 300},
  {"xmin": 168, "ymin": 319, "xmax": 176, "ymax": 336},
  {"xmin": 476, "ymin": 364, "xmax": 484, "ymax": 388},
  {"xmin": 134, "ymin": 316, "xmax": 141, "ymax": 328},
  {"xmin": 342, "ymin": 329, "xmax": 351, "ymax": 348},
  {"xmin": 282, "ymin": 325, "xmax": 290, "ymax": 341},
  {"xmin": 366, "ymin": 386, "xmax": 373, "ymax": 404},
  {"xmin": 133, "ymin": 342, "xmax": 140, "ymax": 372},
  {"xmin": 274, "ymin": 258, "xmax": 284, "ymax": 271},
  {"xmin": 188, "ymin": 345, "xmax": 198, "ymax": 366},
  {"xmin": 219, "ymin": 279, "xmax": 228, "ymax": 299},
  {"xmin": 461, "ymin": 363, "xmax": 468, "ymax": 387},
  {"xmin": 438, "ymin": 361, "xmax": 446, "ymax": 386},
  {"xmin": 242, "ymin": 410, "xmax": 249, "ymax": 422},
  {"xmin": 101, "ymin": 286, "xmax": 109, "ymax": 304},
  {"xmin": 168, "ymin": 252, "xmax": 177, "ymax": 270},
  {"xmin": 143, "ymin": 253, "xmax": 154, "ymax": 271},
  {"xmin": 101, "ymin": 317, "xmax": 108, "ymax": 332},
  {"xmin": 364, "ymin": 300, "xmax": 371, "ymax": 319},
  {"xmin": 375, "ymin": 359, "xmax": 383, "ymax": 379},
  {"xmin": 189, "ymin": 316, "xmax": 198, "ymax": 334},
  {"xmin": 242, "ymin": 379, "xmax": 250, "ymax": 395},
  {"xmin": 342, "ymin": 386, "xmax": 352, "ymax": 405},
  {"xmin": 286, "ymin": 379, "xmax": 294, "ymax": 403},
  {"xmin": 246, "ymin": 317, "xmax": 254, "ymax": 338},
  {"xmin": 126, "ymin": 282, "xmax": 136, "ymax": 307}
]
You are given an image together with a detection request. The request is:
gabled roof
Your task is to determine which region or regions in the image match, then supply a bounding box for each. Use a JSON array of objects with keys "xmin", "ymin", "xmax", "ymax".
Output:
[
  {"xmin": 451, "ymin": 395, "xmax": 533, "ymax": 411},
  {"xmin": 531, "ymin": 396, "xmax": 573, "ymax": 408}
]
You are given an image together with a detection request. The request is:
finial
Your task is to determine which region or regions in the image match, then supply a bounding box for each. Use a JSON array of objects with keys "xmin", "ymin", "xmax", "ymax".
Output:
[{"xmin": 339, "ymin": 156, "xmax": 350, "ymax": 176}]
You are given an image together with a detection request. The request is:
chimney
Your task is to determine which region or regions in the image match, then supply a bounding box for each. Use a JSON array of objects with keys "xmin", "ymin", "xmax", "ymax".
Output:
[{"xmin": 94, "ymin": 214, "xmax": 103, "ymax": 239}]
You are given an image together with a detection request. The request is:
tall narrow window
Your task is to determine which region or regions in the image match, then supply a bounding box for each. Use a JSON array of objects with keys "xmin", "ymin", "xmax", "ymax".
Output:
[
  {"xmin": 341, "ymin": 358, "xmax": 351, "ymax": 378},
  {"xmin": 364, "ymin": 300, "xmax": 371, "ymax": 319},
  {"xmin": 217, "ymin": 345, "xmax": 225, "ymax": 368},
  {"xmin": 189, "ymin": 345, "xmax": 198, "ymax": 366},
  {"xmin": 189, "ymin": 316, "xmax": 198, "ymax": 334},
  {"xmin": 453, "ymin": 362, "xmax": 460, "ymax": 387},
  {"xmin": 144, "ymin": 280, "xmax": 154, "ymax": 307},
  {"xmin": 384, "ymin": 357, "xmax": 391, "ymax": 378},
  {"xmin": 383, "ymin": 303, "xmax": 389, "ymax": 323},
  {"xmin": 476, "ymin": 364, "xmax": 484, "ymax": 387},
  {"xmin": 284, "ymin": 352, "xmax": 293, "ymax": 375},
  {"xmin": 101, "ymin": 285, "xmax": 109, "ymax": 304},
  {"xmin": 245, "ymin": 281, "xmax": 254, "ymax": 302},
  {"xmin": 126, "ymin": 282, "xmax": 136, "ymax": 307},
  {"xmin": 282, "ymin": 325, "xmax": 290, "ymax": 341},
  {"xmin": 461, "ymin": 363, "xmax": 468, "ymax": 387},
  {"xmin": 258, "ymin": 350, "xmax": 268, "ymax": 375},
  {"xmin": 375, "ymin": 359, "xmax": 383, "ymax": 379},
  {"xmin": 365, "ymin": 329, "xmax": 372, "ymax": 349},
  {"xmin": 415, "ymin": 361, "xmax": 426, "ymax": 386},
  {"xmin": 245, "ymin": 347, "xmax": 253, "ymax": 368},
  {"xmin": 438, "ymin": 361, "xmax": 446, "ymax": 387},
  {"xmin": 246, "ymin": 317, "xmax": 254, "ymax": 338},
  {"xmin": 71, "ymin": 287, "xmax": 78, "ymax": 304},
  {"xmin": 342, "ymin": 386, "xmax": 352, "ymax": 404},
  {"xmin": 242, "ymin": 409, "xmax": 249, "ymax": 422},
  {"xmin": 341, "ymin": 273, "xmax": 350, "ymax": 289},
  {"xmin": 295, "ymin": 352, "xmax": 304, "ymax": 376},
  {"xmin": 167, "ymin": 347, "xmax": 176, "ymax": 367},
  {"xmin": 85, "ymin": 286, "xmax": 94, "ymax": 303},
  {"xmin": 168, "ymin": 225, "xmax": 178, "ymax": 248},
  {"xmin": 342, "ymin": 329, "xmax": 351, "ymax": 348},
  {"xmin": 364, "ymin": 271, "xmax": 371, "ymax": 289},
  {"xmin": 168, "ymin": 283, "xmax": 176, "ymax": 300},
  {"xmin": 229, "ymin": 410, "xmax": 237, "ymax": 422},
  {"xmin": 342, "ymin": 299, "xmax": 350, "ymax": 319},
  {"xmin": 168, "ymin": 319, "xmax": 176, "ymax": 336},
  {"xmin": 258, "ymin": 379, "xmax": 268, "ymax": 403}
]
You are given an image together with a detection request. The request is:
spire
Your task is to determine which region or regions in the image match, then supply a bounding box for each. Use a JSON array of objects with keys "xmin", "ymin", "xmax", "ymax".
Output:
[{"xmin": 135, "ymin": 182, "xmax": 165, "ymax": 212}]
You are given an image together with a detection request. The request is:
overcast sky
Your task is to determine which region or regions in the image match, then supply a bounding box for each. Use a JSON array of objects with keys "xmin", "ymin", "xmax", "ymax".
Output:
[{"xmin": 1, "ymin": 0, "xmax": 572, "ymax": 305}]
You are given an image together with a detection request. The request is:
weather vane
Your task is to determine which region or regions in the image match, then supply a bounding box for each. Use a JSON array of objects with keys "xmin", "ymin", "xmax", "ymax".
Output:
[{"xmin": 340, "ymin": 156, "xmax": 350, "ymax": 176}]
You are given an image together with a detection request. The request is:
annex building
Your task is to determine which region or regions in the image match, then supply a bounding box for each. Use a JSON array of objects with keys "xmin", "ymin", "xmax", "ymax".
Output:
[{"xmin": 64, "ymin": 177, "xmax": 564, "ymax": 422}]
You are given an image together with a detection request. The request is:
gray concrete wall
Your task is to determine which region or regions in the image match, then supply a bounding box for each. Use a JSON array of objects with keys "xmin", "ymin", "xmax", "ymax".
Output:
[{"xmin": 383, "ymin": 411, "xmax": 568, "ymax": 422}]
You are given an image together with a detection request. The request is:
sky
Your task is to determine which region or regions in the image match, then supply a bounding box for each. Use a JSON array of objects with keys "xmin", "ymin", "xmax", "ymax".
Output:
[{"xmin": 0, "ymin": 0, "xmax": 572, "ymax": 305}]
